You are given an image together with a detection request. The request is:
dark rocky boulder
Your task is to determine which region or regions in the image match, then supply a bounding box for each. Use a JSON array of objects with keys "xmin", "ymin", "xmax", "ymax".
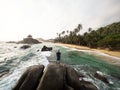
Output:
[
  {"xmin": 13, "ymin": 63, "xmax": 98, "ymax": 90},
  {"xmin": 64, "ymin": 84, "xmax": 74, "ymax": 90},
  {"xmin": 37, "ymin": 64, "xmax": 65, "ymax": 90},
  {"xmin": 66, "ymin": 66, "xmax": 81, "ymax": 90},
  {"xmin": 37, "ymin": 49, "xmax": 40, "ymax": 52},
  {"xmin": 41, "ymin": 45, "xmax": 52, "ymax": 51},
  {"xmin": 94, "ymin": 71, "xmax": 109, "ymax": 84},
  {"xmin": 20, "ymin": 45, "xmax": 31, "ymax": 49},
  {"xmin": 79, "ymin": 80, "xmax": 98, "ymax": 90},
  {"xmin": 14, "ymin": 46, "xmax": 17, "ymax": 48},
  {"xmin": 66, "ymin": 66, "xmax": 98, "ymax": 90},
  {"xmin": 12, "ymin": 65, "xmax": 44, "ymax": 90}
]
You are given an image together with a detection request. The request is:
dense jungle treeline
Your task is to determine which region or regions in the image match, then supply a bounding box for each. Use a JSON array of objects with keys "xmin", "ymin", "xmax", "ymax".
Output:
[{"xmin": 54, "ymin": 22, "xmax": 120, "ymax": 51}]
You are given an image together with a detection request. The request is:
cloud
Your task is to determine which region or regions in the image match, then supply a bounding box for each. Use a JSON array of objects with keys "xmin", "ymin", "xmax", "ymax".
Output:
[{"xmin": 0, "ymin": 0, "xmax": 120, "ymax": 41}]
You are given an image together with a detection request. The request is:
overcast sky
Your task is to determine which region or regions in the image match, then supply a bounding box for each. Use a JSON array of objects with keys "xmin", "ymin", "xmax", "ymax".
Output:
[{"xmin": 0, "ymin": 0, "xmax": 120, "ymax": 41}]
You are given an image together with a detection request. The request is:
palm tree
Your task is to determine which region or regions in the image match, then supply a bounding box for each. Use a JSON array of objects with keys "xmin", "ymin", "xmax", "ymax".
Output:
[
  {"xmin": 88, "ymin": 27, "xmax": 92, "ymax": 33},
  {"xmin": 74, "ymin": 28, "xmax": 79, "ymax": 34},
  {"xmin": 61, "ymin": 31, "xmax": 65, "ymax": 35},
  {"xmin": 77, "ymin": 24, "xmax": 82, "ymax": 31},
  {"xmin": 66, "ymin": 30, "xmax": 69, "ymax": 35},
  {"xmin": 74, "ymin": 24, "xmax": 82, "ymax": 34}
]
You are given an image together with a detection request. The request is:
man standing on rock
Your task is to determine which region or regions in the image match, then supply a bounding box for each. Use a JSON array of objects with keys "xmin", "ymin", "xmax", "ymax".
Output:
[{"xmin": 56, "ymin": 50, "xmax": 61, "ymax": 63}]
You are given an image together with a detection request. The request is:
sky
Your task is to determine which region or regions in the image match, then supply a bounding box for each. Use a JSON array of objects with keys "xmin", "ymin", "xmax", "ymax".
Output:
[{"xmin": 0, "ymin": 0, "xmax": 120, "ymax": 41}]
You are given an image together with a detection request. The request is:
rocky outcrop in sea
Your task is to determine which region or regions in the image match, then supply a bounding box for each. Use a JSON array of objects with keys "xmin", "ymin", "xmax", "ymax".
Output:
[
  {"xmin": 12, "ymin": 63, "xmax": 98, "ymax": 90},
  {"xmin": 20, "ymin": 45, "xmax": 31, "ymax": 49},
  {"xmin": 41, "ymin": 45, "xmax": 52, "ymax": 51},
  {"xmin": 17, "ymin": 35, "xmax": 41, "ymax": 44}
]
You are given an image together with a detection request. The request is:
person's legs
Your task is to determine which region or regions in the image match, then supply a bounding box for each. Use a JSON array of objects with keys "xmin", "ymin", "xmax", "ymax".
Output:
[
  {"xmin": 58, "ymin": 60, "xmax": 60, "ymax": 64},
  {"xmin": 56, "ymin": 56, "xmax": 60, "ymax": 64}
]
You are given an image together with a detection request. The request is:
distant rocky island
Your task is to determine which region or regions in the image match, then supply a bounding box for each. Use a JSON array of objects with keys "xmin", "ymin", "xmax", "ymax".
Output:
[
  {"xmin": 6, "ymin": 35, "xmax": 54, "ymax": 44},
  {"xmin": 17, "ymin": 35, "xmax": 41, "ymax": 44}
]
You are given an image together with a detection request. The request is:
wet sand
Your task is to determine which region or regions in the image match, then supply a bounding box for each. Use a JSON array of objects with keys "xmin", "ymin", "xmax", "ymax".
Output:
[{"xmin": 55, "ymin": 43, "xmax": 120, "ymax": 67}]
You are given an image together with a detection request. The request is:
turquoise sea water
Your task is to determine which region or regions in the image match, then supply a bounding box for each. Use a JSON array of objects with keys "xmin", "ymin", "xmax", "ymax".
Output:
[
  {"xmin": 54, "ymin": 46, "xmax": 120, "ymax": 90},
  {"xmin": 0, "ymin": 43, "xmax": 120, "ymax": 90}
]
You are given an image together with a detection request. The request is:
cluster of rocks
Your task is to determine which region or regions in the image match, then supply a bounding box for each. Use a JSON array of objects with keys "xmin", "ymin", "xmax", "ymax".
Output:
[
  {"xmin": 19, "ymin": 45, "xmax": 53, "ymax": 51},
  {"xmin": 20, "ymin": 45, "xmax": 31, "ymax": 49},
  {"xmin": 17, "ymin": 35, "xmax": 41, "ymax": 44},
  {"xmin": 41, "ymin": 45, "xmax": 52, "ymax": 51},
  {"xmin": 12, "ymin": 63, "xmax": 98, "ymax": 90}
]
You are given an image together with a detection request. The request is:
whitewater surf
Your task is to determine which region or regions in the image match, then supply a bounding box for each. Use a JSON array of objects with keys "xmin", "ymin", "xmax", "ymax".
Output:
[{"xmin": 0, "ymin": 42, "xmax": 120, "ymax": 90}]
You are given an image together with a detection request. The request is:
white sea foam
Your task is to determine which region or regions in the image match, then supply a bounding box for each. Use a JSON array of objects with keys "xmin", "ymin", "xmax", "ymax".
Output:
[
  {"xmin": 63, "ymin": 45, "xmax": 120, "ymax": 63},
  {"xmin": 0, "ymin": 43, "xmax": 25, "ymax": 62},
  {"xmin": 0, "ymin": 42, "xmax": 51, "ymax": 90},
  {"xmin": 83, "ymin": 77, "xmax": 93, "ymax": 82},
  {"xmin": 96, "ymin": 71, "xmax": 103, "ymax": 76}
]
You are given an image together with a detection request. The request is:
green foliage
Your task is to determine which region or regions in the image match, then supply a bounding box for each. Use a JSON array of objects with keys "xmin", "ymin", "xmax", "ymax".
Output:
[
  {"xmin": 98, "ymin": 34, "xmax": 120, "ymax": 50},
  {"xmin": 54, "ymin": 22, "xmax": 120, "ymax": 50}
]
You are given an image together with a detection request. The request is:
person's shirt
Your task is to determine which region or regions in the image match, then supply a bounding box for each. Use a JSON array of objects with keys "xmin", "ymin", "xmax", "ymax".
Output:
[{"xmin": 56, "ymin": 51, "xmax": 61, "ymax": 57}]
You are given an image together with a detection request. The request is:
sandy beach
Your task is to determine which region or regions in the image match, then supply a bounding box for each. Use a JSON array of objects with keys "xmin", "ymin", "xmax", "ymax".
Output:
[{"xmin": 55, "ymin": 43, "xmax": 120, "ymax": 67}]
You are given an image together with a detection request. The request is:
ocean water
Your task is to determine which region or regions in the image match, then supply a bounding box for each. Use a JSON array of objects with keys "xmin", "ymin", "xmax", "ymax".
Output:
[
  {"xmin": 0, "ymin": 42, "xmax": 51, "ymax": 90},
  {"xmin": 56, "ymin": 46, "xmax": 120, "ymax": 90},
  {"xmin": 0, "ymin": 42, "xmax": 120, "ymax": 90}
]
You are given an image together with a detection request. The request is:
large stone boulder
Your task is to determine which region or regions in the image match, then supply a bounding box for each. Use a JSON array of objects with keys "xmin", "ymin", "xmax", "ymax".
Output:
[
  {"xmin": 66, "ymin": 66, "xmax": 81, "ymax": 90},
  {"xmin": 37, "ymin": 64, "xmax": 65, "ymax": 90},
  {"xmin": 64, "ymin": 84, "xmax": 74, "ymax": 90},
  {"xmin": 66, "ymin": 66, "xmax": 98, "ymax": 90},
  {"xmin": 13, "ymin": 63, "xmax": 98, "ymax": 90},
  {"xmin": 12, "ymin": 65, "xmax": 44, "ymax": 90},
  {"xmin": 20, "ymin": 45, "xmax": 31, "ymax": 49},
  {"xmin": 41, "ymin": 45, "xmax": 52, "ymax": 51}
]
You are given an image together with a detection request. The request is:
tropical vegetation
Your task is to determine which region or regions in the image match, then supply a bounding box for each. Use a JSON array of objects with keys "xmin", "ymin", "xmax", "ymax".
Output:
[{"xmin": 54, "ymin": 22, "xmax": 120, "ymax": 50}]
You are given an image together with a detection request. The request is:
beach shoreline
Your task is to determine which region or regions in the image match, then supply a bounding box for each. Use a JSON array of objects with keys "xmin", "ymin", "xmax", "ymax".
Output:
[{"xmin": 54, "ymin": 43, "xmax": 120, "ymax": 67}]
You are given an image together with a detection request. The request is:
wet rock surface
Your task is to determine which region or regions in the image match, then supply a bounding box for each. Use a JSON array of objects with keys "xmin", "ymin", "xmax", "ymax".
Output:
[
  {"xmin": 94, "ymin": 71, "xmax": 109, "ymax": 84},
  {"xmin": 41, "ymin": 45, "xmax": 52, "ymax": 51},
  {"xmin": 12, "ymin": 63, "xmax": 98, "ymax": 90},
  {"xmin": 12, "ymin": 65, "xmax": 44, "ymax": 90},
  {"xmin": 20, "ymin": 45, "xmax": 31, "ymax": 49}
]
